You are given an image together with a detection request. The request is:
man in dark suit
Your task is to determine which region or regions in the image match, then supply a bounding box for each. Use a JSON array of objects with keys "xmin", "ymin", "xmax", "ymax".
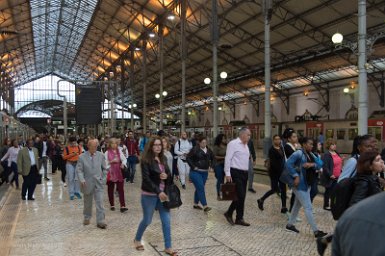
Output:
[
  {"xmin": 34, "ymin": 135, "xmax": 52, "ymax": 181},
  {"xmin": 17, "ymin": 139, "xmax": 40, "ymax": 200}
]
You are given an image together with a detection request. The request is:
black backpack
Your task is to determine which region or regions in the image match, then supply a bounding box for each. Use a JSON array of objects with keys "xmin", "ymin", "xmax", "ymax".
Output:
[{"xmin": 330, "ymin": 177, "xmax": 355, "ymax": 220}]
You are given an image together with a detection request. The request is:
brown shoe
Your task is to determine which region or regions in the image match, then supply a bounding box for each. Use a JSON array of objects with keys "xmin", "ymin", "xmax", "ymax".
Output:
[
  {"xmin": 235, "ymin": 219, "xmax": 250, "ymax": 226},
  {"xmin": 97, "ymin": 223, "xmax": 107, "ymax": 229},
  {"xmin": 224, "ymin": 212, "xmax": 234, "ymax": 225},
  {"xmin": 83, "ymin": 219, "xmax": 90, "ymax": 225}
]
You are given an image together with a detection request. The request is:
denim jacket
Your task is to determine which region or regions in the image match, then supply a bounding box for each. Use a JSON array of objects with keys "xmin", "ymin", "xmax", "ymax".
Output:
[{"xmin": 286, "ymin": 149, "xmax": 323, "ymax": 191}]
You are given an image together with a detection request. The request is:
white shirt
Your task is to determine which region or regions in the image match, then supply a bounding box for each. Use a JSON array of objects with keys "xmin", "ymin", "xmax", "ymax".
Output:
[
  {"xmin": 28, "ymin": 148, "xmax": 36, "ymax": 166},
  {"xmin": 174, "ymin": 139, "xmax": 193, "ymax": 157},
  {"xmin": 224, "ymin": 138, "xmax": 250, "ymax": 176},
  {"xmin": 42, "ymin": 141, "xmax": 47, "ymax": 157},
  {"xmin": 1, "ymin": 146, "xmax": 20, "ymax": 167}
]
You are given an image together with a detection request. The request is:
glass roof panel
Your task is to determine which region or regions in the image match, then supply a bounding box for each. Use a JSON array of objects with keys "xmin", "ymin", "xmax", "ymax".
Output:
[{"xmin": 30, "ymin": 0, "xmax": 98, "ymax": 76}]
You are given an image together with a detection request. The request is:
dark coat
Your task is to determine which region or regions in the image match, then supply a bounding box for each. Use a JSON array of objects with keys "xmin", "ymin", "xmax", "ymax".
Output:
[
  {"xmin": 268, "ymin": 146, "xmax": 284, "ymax": 178},
  {"xmin": 34, "ymin": 140, "xmax": 53, "ymax": 158},
  {"xmin": 248, "ymin": 140, "xmax": 256, "ymax": 161},
  {"xmin": 320, "ymin": 151, "xmax": 341, "ymax": 187},
  {"xmin": 349, "ymin": 174, "xmax": 383, "ymax": 206},
  {"xmin": 141, "ymin": 158, "xmax": 173, "ymax": 195},
  {"xmin": 186, "ymin": 146, "xmax": 214, "ymax": 171}
]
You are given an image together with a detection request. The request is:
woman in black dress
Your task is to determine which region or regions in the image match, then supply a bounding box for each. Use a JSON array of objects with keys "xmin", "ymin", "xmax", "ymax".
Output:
[{"xmin": 257, "ymin": 135, "xmax": 287, "ymax": 213}]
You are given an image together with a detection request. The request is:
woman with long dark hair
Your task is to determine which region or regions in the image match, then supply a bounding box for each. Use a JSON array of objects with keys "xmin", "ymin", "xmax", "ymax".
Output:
[
  {"xmin": 134, "ymin": 137, "xmax": 177, "ymax": 256},
  {"xmin": 213, "ymin": 134, "xmax": 227, "ymax": 200},
  {"xmin": 257, "ymin": 135, "xmax": 287, "ymax": 213}
]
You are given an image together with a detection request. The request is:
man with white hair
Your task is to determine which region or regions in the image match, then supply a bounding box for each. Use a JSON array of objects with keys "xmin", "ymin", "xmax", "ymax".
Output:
[
  {"xmin": 77, "ymin": 139, "xmax": 107, "ymax": 229},
  {"xmin": 224, "ymin": 128, "xmax": 251, "ymax": 226},
  {"xmin": 174, "ymin": 131, "xmax": 193, "ymax": 189}
]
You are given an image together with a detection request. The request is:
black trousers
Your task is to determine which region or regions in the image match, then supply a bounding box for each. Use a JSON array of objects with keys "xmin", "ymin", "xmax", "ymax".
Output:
[
  {"xmin": 323, "ymin": 180, "xmax": 337, "ymax": 207},
  {"xmin": 227, "ymin": 169, "xmax": 248, "ymax": 221},
  {"xmin": 22, "ymin": 166, "xmax": 38, "ymax": 199},
  {"xmin": 260, "ymin": 174, "xmax": 287, "ymax": 208}
]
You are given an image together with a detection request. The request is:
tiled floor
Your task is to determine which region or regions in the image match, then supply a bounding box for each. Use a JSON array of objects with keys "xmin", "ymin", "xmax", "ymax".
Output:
[{"xmin": 0, "ymin": 170, "xmax": 335, "ymax": 256}]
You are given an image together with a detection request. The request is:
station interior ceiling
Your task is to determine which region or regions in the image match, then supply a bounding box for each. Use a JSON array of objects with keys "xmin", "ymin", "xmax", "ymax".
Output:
[{"xmin": 1, "ymin": 0, "xmax": 385, "ymax": 117}]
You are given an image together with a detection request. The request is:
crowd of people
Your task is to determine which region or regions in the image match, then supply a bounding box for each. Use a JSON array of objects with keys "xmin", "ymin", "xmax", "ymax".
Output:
[{"xmin": 0, "ymin": 127, "xmax": 385, "ymax": 256}]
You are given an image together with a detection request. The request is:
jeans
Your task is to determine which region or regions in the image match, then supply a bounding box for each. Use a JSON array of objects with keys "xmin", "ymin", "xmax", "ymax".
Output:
[
  {"xmin": 260, "ymin": 174, "xmax": 287, "ymax": 208},
  {"xmin": 107, "ymin": 181, "xmax": 125, "ymax": 207},
  {"xmin": 190, "ymin": 170, "xmax": 208, "ymax": 206},
  {"xmin": 39, "ymin": 156, "xmax": 48, "ymax": 178},
  {"xmin": 135, "ymin": 195, "xmax": 171, "ymax": 249},
  {"xmin": 248, "ymin": 159, "xmax": 255, "ymax": 189},
  {"xmin": 66, "ymin": 163, "xmax": 80, "ymax": 196},
  {"xmin": 127, "ymin": 156, "xmax": 138, "ymax": 182},
  {"xmin": 227, "ymin": 169, "xmax": 248, "ymax": 221},
  {"xmin": 10, "ymin": 162, "xmax": 19, "ymax": 188},
  {"xmin": 288, "ymin": 188, "xmax": 318, "ymax": 232},
  {"xmin": 214, "ymin": 163, "xmax": 225, "ymax": 196}
]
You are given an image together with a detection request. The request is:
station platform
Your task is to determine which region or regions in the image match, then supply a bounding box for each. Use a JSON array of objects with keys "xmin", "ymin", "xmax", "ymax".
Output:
[{"xmin": 0, "ymin": 170, "xmax": 335, "ymax": 256}]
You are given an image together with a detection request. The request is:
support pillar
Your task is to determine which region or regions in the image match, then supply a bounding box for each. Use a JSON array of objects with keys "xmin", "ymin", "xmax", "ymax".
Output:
[
  {"xmin": 357, "ymin": 0, "xmax": 368, "ymax": 135},
  {"xmin": 263, "ymin": 0, "xmax": 272, "ymax": 158},
  {"xmin": 159, "ymin": 24, "xmax": 164, "ymax": 130},
  {"xmin": 142, "ymin": 40, "xmax": 147, "ymax": 133},
  {"xmin": 181, "ymin": 0, "xmax": 187, "ymax": 132},
  {"xmin": 130, "ymin": 49, "xmax": 135, "ymax": 130},
  {"xmin": 212, "ymin": 0, "xmax": 219, "ymax": 139}
]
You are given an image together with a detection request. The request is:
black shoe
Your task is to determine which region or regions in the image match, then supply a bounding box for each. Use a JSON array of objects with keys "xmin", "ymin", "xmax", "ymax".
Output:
[
  {"xmin": 44, "ymin": 177, "xmax": 50, "ymax": 181},
  {"xmin": 110, "ymin": 206, "xmax": 115, "ymax": 211},
  {"xmin": 248, "ymin": 188, "xmax": 256, "ymax": 193},
  {"xmin": 27, "ymin": 198, "xmax": 35, "ymax": 201},
  {"xmin": 182, "ymin": 184, "xmax": 186, "ymax": 190},
  {"xmin": 203, "ymin": 207, "xmax": 212, "ymax": 212},
  {"xmin": 224, "ymin": 212, "xmax": 234, "ymax": 225},
  {"xmin": 193, "ymin": 205, "xmax": 203, "ymax": 210},
  {"xmin": 314, "ymin": 230, "xmax": 328, "ymax": 238},
  {"xmin": 21, "ymin": 196, "xmax": 26, "ymax": 200},
  {"xmin": 130, "ymin": 181, "xmax": 134, "ymax": 184},
  {"xmin": 234, "ymin": 219, "xmax": 250, "ymax": 226},
  {"xmin": 120, "ymin": 207, "xmax": 128, "ymax": 213},
  {"xmin": 285, "ymin": 224, "xmax": 299, "ymax": 233},
  {"xmin": 316, "ymin": 237, "xmax": 328, "ymax": 256},
  {"xmin": 323, "ymin": 206, "xmax": 331, "ymax": 211},
  {"xmin": 281, "ymin": 207, "xmax": 288, "ymax": 214},
  {"xmin": 257, "ymin": 199, "xmax": 264, "ymax": 211}
]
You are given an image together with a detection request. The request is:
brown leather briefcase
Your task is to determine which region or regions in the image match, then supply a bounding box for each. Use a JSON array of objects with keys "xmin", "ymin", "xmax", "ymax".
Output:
[{"xmin": 221, "ymin": 183, "xmax": 238, "ymax": 201}]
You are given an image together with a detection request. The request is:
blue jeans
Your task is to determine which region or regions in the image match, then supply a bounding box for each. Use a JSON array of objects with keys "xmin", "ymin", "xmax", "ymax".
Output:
[
  {"xmin": 135, "ymin": 195, "xmax": 171, "ymax": 249},
  {"xmin": 288, "ymin": 188, "xmax": 318, "ymax": 232},
  {"xmin": 127, "ymin": 156, "xmax": 138, "ymax": 182},
  {"xmin": 66, "ymin": 163, "xmax": 80, "ymax": 196},
  {"xmin": 190, "ymin": 170, "xmax": 208, "ymax": 206},
  {"xmin": 214, "ymin": 164, "xmax": 224, "ymax": 196},
  {"xmin": 10, "ymin": 162, "xmax": 19, "ymax": 188}
]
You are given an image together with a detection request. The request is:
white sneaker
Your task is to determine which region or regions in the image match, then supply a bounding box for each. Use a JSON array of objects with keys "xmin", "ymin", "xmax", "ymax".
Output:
[{"xmin": 63, "ymin": 183, "xmax": 67, "ymax": 187}]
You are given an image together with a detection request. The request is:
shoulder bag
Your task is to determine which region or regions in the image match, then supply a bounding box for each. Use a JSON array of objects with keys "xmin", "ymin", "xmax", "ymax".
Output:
[{"xmin": 163, "ymin": 183, "xmax": 183, "ymax": 209}]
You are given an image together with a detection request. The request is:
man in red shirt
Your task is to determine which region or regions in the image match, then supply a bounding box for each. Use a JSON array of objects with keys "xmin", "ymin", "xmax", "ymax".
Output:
[{"xmin": 125, "ymin": 131, "xmax": 140, "ymax": 183}]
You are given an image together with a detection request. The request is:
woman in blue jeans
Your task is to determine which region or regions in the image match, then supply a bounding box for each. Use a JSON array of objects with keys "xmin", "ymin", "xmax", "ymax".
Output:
[
  {"xmin": 186, "ymin": 136, "xmax": 215, "ymax": 212},
  {"xmin": 134, "ymin": 137, "xmax": 178, "ymax": 256},
  {"xmin": 285, "ymin": 137, "xmax": 328, "ymax": 238},
  {"xmin": 213, "ymin": 134, "xmax": 227, "ymax": 200}
]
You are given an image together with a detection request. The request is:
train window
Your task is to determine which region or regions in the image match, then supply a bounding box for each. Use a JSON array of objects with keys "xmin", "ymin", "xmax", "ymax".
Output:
[
  {"xmin": 337, "ymin": 129, "xmax": 346, "ymax": 140},
  {"xmin": 297, "ymin": 130, "xmax": 304, "ymax": 138},
  {"xmin": 260, "ymin": 130, "xmax": 265, "ymax": 139},
  {"xmin": 368, "ymin": 127, "xmax": 382, "ymax": 142},
  {"xmin": 326, "ymin": 129, "xmax": 334, "ymax": 139},
  {"xmin": 348, "ymin": 129, "xmax": 358, "ymax": 140}
]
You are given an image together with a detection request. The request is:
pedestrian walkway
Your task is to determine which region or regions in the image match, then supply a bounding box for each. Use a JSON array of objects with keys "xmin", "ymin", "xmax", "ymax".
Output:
[{"xmin": 0, "ymin": 171, "xmax": 335, "ymax": 256}]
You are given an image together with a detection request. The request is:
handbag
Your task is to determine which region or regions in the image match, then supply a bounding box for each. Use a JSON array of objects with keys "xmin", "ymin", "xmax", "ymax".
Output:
[
  {"xmin": 163, "ymin": 183, "xmax": 183, "ymax": 209},
  {"xmin": 220, "ymin": 183, "xmax": 238, "ymax": 201},
  {"xmin": 121, "ymin": 167, "xmax": 130, "ymax": 179}
]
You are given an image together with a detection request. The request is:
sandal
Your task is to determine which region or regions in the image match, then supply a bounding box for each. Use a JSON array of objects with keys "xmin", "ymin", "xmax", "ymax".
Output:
[
  {"xmin": 134, "ymin": 240, "xmax": 144, "ymax": 251},
  {"xmin": 165, "ymin": 249, "xmax": 178, "ymax": 256}
]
